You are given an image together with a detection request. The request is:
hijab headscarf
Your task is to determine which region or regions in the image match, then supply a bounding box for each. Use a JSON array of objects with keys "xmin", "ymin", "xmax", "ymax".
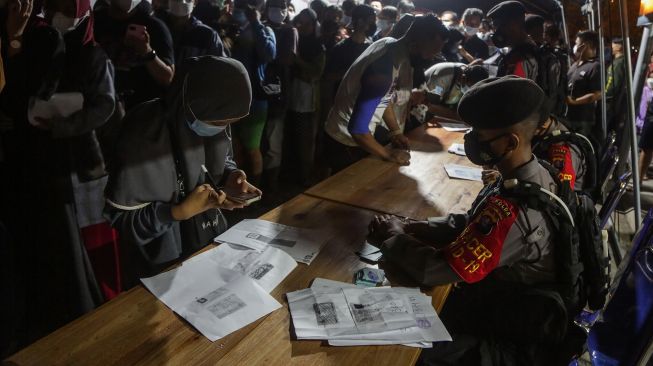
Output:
[
  {"xmin": 294, "ymin": 8, "xmax": 322, "ymax": 61},
  {"xmin": 107, "ymin": 56, "xmax": 252, "ymax": 208}
]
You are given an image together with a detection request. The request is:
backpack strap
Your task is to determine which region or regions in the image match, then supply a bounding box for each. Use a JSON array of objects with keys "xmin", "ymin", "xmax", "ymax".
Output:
[{"xmin": 502, "ymin": 178, "xmax": 575, "ymax": 227}]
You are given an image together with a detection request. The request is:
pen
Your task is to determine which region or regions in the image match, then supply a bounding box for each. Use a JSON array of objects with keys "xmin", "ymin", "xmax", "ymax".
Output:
[{"xmin": 201, "ymin": 165, "xmax": 223, "ymax": 191}]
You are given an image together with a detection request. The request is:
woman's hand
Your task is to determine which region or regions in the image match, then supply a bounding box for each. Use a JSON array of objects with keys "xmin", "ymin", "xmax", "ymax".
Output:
[
  {"xmin": 171, "ymin": 184, "xmax": 228, "ymax": 221},
  {"xmin": 225, "ymin": 170, "xmax": 262, "ymax": 197}
]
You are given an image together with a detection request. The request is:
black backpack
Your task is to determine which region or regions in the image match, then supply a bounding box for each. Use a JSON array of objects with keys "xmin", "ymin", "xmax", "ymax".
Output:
[
  {"xmin": 536, "ymin": 45, "xmax": 567, "ymax": 118},
  {"xmin": 501, "ymin": 161, "xmax": 609, "ymax": 315},
  {"xmin": 533, "ymin": 129, "xmax": 598, "ymax": 193}
]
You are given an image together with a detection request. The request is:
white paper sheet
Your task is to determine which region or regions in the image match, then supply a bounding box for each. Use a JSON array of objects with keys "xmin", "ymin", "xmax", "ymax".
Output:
[
  {"xmin": 287, "ymin": 279, "xmax": 451, "ymax": 347},
  {"xmin": 27, "ymin": 92, "xmax": 84, "ymax": 126},
  {"xmin": 438, "ymin": 121, "xmax": 471, "ymax": 132},
  {"xmin": 185, "ymin": 243, "xmax": 297, "ymax": 292},
  {"xmin": 444, "ymin": 164, "xmax": 482, "ymax": 182},
  {"xmin": 356, "ymin": 241, "xmax": 383, "ymax": 263},
  {"xmin": 141, "ymin": 249, "xmax": 284, "ymax": 342},
  {"xmin": 447, "ymin": 143, "xmax": 466, "ymax": 156},
  {"xmin": 215, "ymin": 219, "xmax": 325, "ymax": 264},
  {"xmin": 180, "ymin": 275, "xmax": 282, "ymax": 342}
]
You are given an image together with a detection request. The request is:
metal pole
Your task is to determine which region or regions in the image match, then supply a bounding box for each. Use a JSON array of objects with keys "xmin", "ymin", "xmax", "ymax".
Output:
[
  {"xmin": 555, "ymin": 0, "xmax": 571, "ymax": 67},
  {"xmin": 618, "ymin": 0, "xmax": 642, "ymax": 229},
  {"xmin": 632, "ymin": 25, "xmax": 653, "ymax": 107},
  {"xmin": 597, "ymin": 0, "xmax": 608, "ymax": 140}
]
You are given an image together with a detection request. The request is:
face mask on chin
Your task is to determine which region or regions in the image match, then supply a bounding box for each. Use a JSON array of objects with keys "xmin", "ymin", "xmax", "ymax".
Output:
[
  {"xmin": 463, "ymin": 130, "xmax": 511, "ymax": 166},
  {"xmin": 376, "ymin": 19, "xmax": 392, "ymax": 34}
]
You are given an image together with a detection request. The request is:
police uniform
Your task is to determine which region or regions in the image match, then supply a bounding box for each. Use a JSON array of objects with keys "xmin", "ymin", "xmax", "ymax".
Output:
[
  {"xmin": 381, "ymin": 77, "xmax": 568, "ymax": 365},
  {"xmin": 534, "ymin": 117, "xmax": 588, "ymax": 190}
]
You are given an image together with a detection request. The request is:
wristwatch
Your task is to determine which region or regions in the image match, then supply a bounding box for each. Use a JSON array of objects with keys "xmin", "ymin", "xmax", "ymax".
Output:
[{"xmin": 141, "ymin": 49, "xmax": 157, "ymax": 62}]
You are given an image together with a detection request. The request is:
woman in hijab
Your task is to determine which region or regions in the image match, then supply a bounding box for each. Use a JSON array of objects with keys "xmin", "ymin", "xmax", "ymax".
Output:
[
  {"xmin": 286, "ymin": 8, "xmax": 325, "ymax": 185},
  {"xmin": 1, "ymin": 0, "xmax": 115, "ymax": 346},
  {"xmin": 105, "ymin": 56, "xmax": 261, "ymax": 281}
]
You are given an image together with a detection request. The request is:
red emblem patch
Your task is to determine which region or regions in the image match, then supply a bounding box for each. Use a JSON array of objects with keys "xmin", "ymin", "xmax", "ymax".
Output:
[
  {"xmin": 548, "ymin": 143, "xmax": 575, "ymax": 189},
  {"xmin": 443, "ymin": 196, "xmax": 520, "ymax": 283}
]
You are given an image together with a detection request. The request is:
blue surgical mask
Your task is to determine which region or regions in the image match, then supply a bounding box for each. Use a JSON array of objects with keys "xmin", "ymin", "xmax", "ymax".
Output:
[{"xmin": 187, "ymin": 119, "xmax": 227, "ymax": 136}]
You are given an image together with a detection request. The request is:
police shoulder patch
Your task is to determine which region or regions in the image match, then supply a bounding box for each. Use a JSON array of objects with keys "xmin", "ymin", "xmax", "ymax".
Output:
[
  {"xmin": 443, "ymin": 196, "xmax": 520, "ymax": 283},
  {"xmin": 547, "ymin": 142, "xmax": 575, "ymax": 188}
]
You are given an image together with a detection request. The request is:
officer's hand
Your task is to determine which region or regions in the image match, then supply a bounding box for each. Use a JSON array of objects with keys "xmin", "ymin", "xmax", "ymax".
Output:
[
  {"xmin": 369, "ymin": 214, "xmax": 406, "ymax": 244},
  {"xmin": 390, "ymin": 133, "xmax": 410, "ymax": 151},
  {"xmin": 171, "ymin": 184, "xmax": 226, "ymax": 221},
  {"xmin": 482, "ymin": 169, "xmax": 501, "ymax": 185},
  {"xmin": 387, "ymin": 149, "xmax": 411, "ymax": 166}
]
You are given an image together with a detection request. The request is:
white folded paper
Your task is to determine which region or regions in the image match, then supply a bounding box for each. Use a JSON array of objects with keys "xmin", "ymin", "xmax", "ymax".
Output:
[
  {"xmin": 215, "ymin": 219, "xmax": 326, "ymax": 264},
  {"xmin": 444, "ymin": 164, "xmax": 482, "ymax": 182},
  {"xmin": 287, "ymin": 278, "xmax": 452, "ymax": 348},
  {"xmin": 438, "ymin": 121, "xmax": 471, "ymax": 132},
  {"xmin": 447, "ymin": 143, "xmax": 466, "ymax": 156}
]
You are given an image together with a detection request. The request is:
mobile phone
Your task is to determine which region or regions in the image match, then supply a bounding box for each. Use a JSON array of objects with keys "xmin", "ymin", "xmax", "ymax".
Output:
[
  {"xmin": 126, "ymin": 24, "xmax": 146, "ymax": 41},
  {"xmin": 224, "ymin": 189, "xmax": 262, "ymax": 205}
]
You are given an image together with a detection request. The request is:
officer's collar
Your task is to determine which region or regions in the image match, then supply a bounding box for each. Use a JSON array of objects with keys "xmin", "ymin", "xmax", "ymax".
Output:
[{"xmin": 508, "ymin": 155, "xmax": 541, "ymax": 183}]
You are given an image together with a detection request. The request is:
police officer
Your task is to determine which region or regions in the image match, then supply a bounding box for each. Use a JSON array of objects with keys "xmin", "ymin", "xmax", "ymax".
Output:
[
  {"xmin": 369, "ymin": 76, "xmax": 568, "ymax": 365},
  {"xmin": 419, "ymin": 62, "xmax": 488, "ymax": 122},
  {"xmin": 533, "ymin": 111, "xmax": 592, "ymax": 191}
]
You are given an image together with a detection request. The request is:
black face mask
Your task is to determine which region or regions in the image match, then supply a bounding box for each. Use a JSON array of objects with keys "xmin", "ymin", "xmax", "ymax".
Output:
[
  {"xmin": 366, "ymin": 23, "xmax": 377, "ymax": 37},
  {"xmin": 491, "ymin": 31, "xmax": 508, "ymax": 48},
  {"xmin": 464, "ymin": 130, "xmax": 510, "ymax": 166}
]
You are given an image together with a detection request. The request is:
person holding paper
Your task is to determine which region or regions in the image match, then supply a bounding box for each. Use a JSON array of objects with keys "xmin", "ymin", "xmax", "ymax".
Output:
[
  {"xmin": 369, "ymin": 77, "xmax": 567, "ymax": 365},
  {"xmin": 1, "ymin": 0, "xmax": 116, "ymax": 344},
  {"xmin": 324, "ymin": 14, "xmax": 449, "ymax": 172},
  {"xmin": 105, "ymin": 56, "xmax": 261, "ymax": 281}
]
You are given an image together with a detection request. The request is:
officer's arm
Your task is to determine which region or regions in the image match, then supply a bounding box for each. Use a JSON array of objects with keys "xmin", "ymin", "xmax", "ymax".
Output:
[{"xmin": 381, "ymin": 234, "xmax": 462, "ymax": 286}]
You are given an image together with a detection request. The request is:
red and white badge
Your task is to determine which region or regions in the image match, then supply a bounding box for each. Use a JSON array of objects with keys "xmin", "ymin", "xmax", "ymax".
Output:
[
  {"xmin": 443, "ymin": 196, "xmax": 519, "ymax": 283},
  {"xmin": 548, "ymin": 143, "xmax": 575, "ymax": 188}
]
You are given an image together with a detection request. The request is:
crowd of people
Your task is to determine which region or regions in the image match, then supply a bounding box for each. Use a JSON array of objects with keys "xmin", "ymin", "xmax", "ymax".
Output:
[{"xmin": 0, "ymin": 0, "xmax": 639, "ymax": 363}]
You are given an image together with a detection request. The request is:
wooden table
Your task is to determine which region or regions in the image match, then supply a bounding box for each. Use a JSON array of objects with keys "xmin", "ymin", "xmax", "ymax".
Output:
[
  {"xmin": 5, "ymin": 195, "xmax": 450, "ymax": 366},
  {"xmin": 306, "ymin": 126, "xmax": 483, "ymax": 219}
]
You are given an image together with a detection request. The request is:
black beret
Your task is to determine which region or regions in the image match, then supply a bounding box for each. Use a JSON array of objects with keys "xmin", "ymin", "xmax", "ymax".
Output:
[
  {"xmin": 457, "ymin": 76, "xmax": 545, "ymax": 129},
  {"xmin": 487, "ymin": 1, "xmax": 526, "ymax": 22}
]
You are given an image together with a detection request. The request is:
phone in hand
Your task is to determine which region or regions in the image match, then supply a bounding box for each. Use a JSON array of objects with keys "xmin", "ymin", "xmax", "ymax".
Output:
[
  {"xmin": 125, "ymin": 24, "xmax": 146, "ymax": 41},
  {"xmin": 223, "ymin": 188, "xmax": 262, "ymax": 205}
]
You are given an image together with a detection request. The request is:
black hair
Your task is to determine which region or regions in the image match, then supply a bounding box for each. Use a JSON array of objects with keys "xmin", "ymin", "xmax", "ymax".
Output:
[
  {"xmin": 440, "ymin": 10, "xmax": 458, "ymax": 22},
  {"xmin": 390, "ymin": 13, "xmax": 414, "ymax": 38},
  {"xmin": 396, "ymin": 0, "xmax": 414, "ymax": 14},
  {"xmin": 405, "ymin": 14, "xmax": 449, "ymax": 42},
  {"xmin": 464, "ymin": 65, "xmax": 490, "ymax": 85},
  {"xmin": 342, "ymin": 0, "xmax": 357, "ymax": 13},
  {"xmin": 612, "ymin": 37, "xmax": 624, "ymax": 44},
  {"xmin": 380, "ymin": 6, "xmax": 398, "ymax": 20},
  {"xmin": 577, "ymin": 30, "xmax": 599, "ymax": 50},
  {"xmin": 352, "ymin": 4, "xmax": 376, "ymax": 28},
  {"xmin": 462, "ymin": 8, "xmax": 483, "ymax": 22},
  {"xmin": 544, "ymin": 23, "xmax": 560, "ymax": 39}
]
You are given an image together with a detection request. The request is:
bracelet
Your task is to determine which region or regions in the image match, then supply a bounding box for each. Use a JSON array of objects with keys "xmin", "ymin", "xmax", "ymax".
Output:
[{"xmin": 388, "ymin": 129, "xmax": 403, "ymax": 137}]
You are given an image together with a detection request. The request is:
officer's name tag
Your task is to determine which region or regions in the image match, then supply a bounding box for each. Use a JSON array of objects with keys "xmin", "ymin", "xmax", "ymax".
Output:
[{"xmin": 443, "ymin": 196, "xmax": 519, "ymax": 283}]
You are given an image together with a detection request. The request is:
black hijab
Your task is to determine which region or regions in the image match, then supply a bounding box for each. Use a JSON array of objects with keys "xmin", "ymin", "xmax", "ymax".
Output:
[
  {"xmin": 106, "ymin": 56, "xmax": 252, "ymax": 208},
  {"xmin": 295, "ymin": 8, "xmax": 323, "ymax": 62}
]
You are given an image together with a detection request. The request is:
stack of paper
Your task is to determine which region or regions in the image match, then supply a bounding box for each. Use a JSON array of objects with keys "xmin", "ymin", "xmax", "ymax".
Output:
[
  {"xmin": 287, "ymin": 278, "xmax": 451, "ymax": 348},
  {"xmin": 215, "ymin": 219, "xmax": 325, "ymax": 264},
  {"xmin": 141, "ymin": 244, "xmax": 297, "ymax": 341}
]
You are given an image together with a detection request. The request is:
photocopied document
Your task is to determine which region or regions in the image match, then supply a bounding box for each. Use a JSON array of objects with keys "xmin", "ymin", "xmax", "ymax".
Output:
[
  {"xmin": 185, "ymin": 243, "xmax": 297, "ymax": 292},
  {"xmin": 444, "ymin": 164, "xmax": 482, "ymax": 182},
  {"xmin": 215, "ymin": 219, "xmax": 326, "ymax": 264},
  {"xmin": 438, "ymin": 121, "xmax": 471, "ymax": 133},
  {"xmin": 356, "ymin": 241, "xmax": 383, "ymax": 263},
  {"xmin": 287, "ymin": 278, "xmax": 451, "ymax": 348},
  {"xmin": 447, "ymin": 143, "xmax": 466, "ymax": 156},
  {"xmin": 27, "ymin": 92, "xmax": 84, "ymax": 126},
  {"xmin": 140, "ymin": 244, "xmax": 291, "ymax": 342}
]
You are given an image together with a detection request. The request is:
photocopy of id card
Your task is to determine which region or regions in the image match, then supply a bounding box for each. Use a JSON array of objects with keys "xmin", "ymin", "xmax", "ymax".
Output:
[
  {"xmin": 447, "ymin": 143, "xmax": 466, "ymax": 156},
  {"xmin": 444, "ymin": 164, "xmax": 483, "ymax": 182}
]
